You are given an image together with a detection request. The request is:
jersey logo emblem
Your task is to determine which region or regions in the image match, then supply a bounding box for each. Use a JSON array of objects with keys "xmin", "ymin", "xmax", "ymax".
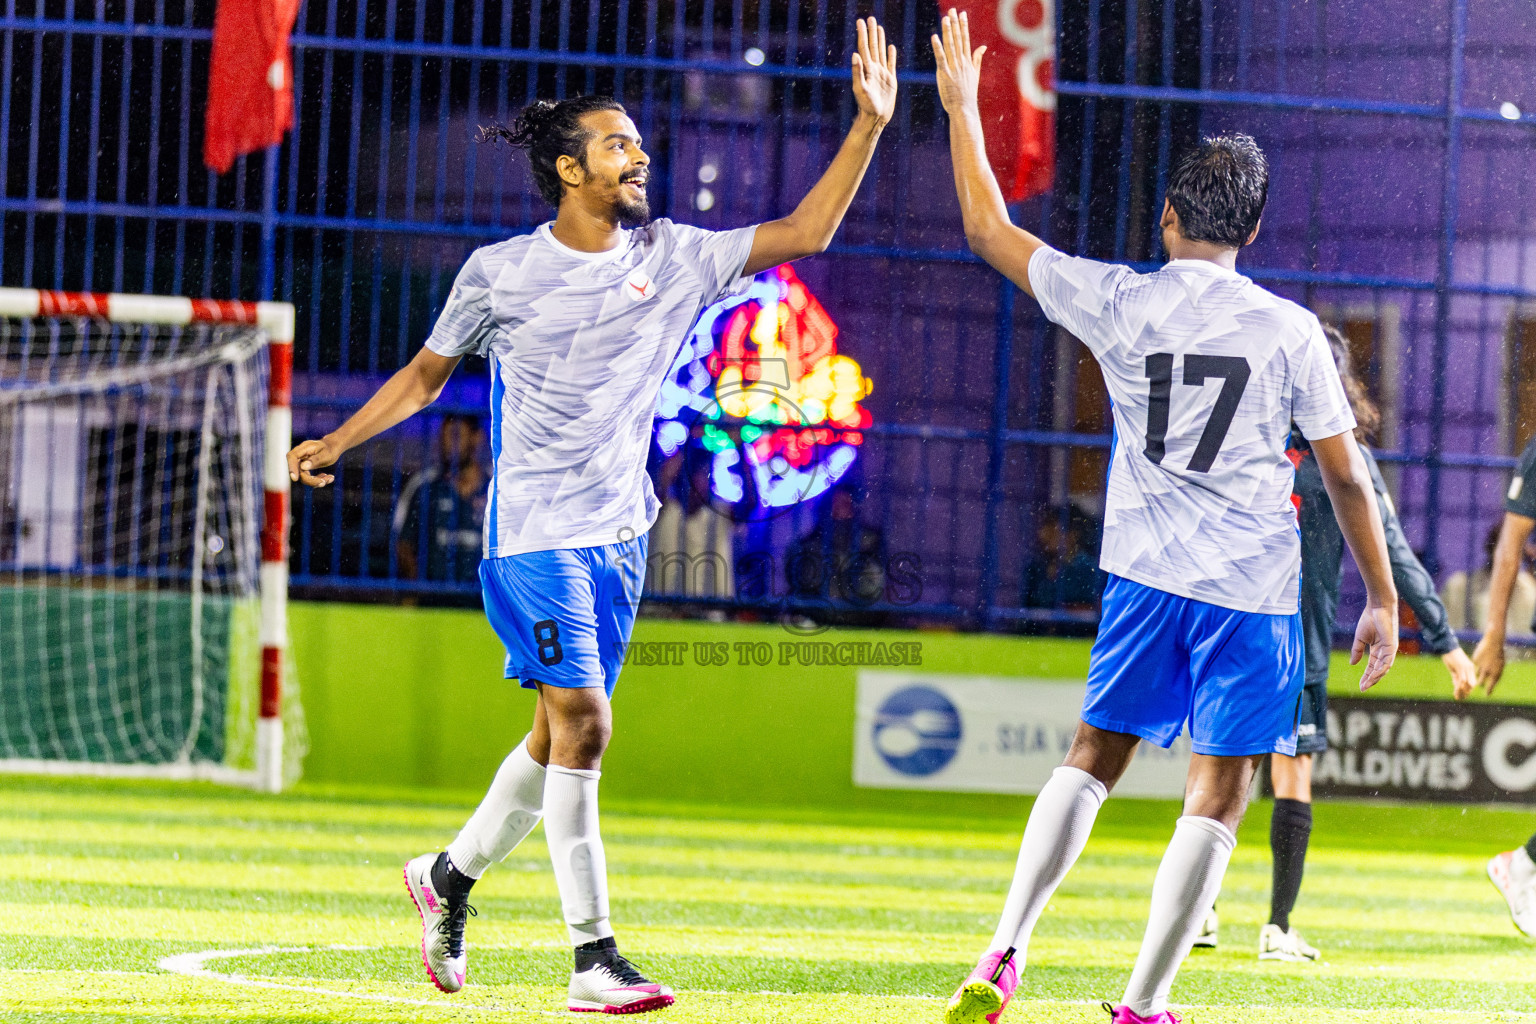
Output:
[{"xmin": 624, "ymin": 269, "xmax": 656, "ymax": 302}]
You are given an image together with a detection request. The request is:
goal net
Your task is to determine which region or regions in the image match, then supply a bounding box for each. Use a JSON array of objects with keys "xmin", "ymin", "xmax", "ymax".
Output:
[{"xmin": 0, "ymin": 290, "xmax": 302, "ymax": 790}]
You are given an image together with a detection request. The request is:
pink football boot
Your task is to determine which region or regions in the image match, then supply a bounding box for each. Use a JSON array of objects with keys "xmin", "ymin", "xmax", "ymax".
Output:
[
  {"xmin": 945, "ymin": 948, "xmax": 1020, "ymax": 1024},
  {"xmin": 1103, "ymin": 1002, "xmax": 1182, "ymax": 1024}
]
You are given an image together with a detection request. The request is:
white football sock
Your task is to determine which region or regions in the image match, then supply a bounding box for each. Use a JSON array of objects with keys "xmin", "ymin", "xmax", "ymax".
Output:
[
  {"xmin": 988, "ymin": 765, "xmax": 1109, "ymax": 957},
  {"xmin": 445, "ymin": 735, "xmax": 546, "ymax": 879},
  {"xmin": 1121, "ymin": 816, "xmax": 1237, "ymax": 1017},
  {"xmin": 544, "ymin": 764, "xmax": 614, "ymax": 945}
]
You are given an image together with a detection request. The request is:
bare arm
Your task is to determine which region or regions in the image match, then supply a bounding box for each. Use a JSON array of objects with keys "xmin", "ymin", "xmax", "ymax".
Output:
[
  {"xmin": 1364, "ymin": 452, "xmax": 1476, "ymax": 699},
  {"xmin": 1472, "ymin": 512, "xmax": 1536, "ymax": 695},
  {"xmin": 742, "ymin": 18, "xmax": 897, "ymax": 275},
  {"xmin": 1311, "ymin": 430, "xmax": 1399, "ymax": 689},
  {"xmin": 931, "ymin": 9, "xmax": 1046, "ymax": 296},
  {"xmin": 286, "ymin": 347, "xmax": 462, "ymax": 487}
]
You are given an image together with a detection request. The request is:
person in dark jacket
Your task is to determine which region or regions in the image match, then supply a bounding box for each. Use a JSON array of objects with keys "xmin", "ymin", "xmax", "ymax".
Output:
[
  {"xmin": 1197, "ymin": 324, "xmax": 1476, "ymax": 962},
  {"xmin": 1021, "ymin": 506, "xmax": 1101, "ymax": 611},
  {"xmin": 392, "ymin": 414, "xmax": 488, "ymax": 585},
  {"xmin": 1471, "ymin": 426, "xmax": 1536, "ymax": 939}
]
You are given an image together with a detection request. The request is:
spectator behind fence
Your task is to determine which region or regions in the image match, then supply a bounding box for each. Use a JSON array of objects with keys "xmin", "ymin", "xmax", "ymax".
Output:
[
  {"xmin": 1440, "ymin": 522, "xmax": 1536, "ymax": 638},
  {"xmin": 785, "ymin": 480, "xmax": 886, "ymax": 608},
  {"xmin": 1022, "ymin": 506, "xmax": 1102, "ymax": 610},
  {"xmin": 392, "ymin": 414, "xmax": 488, "ymax": 585},
  {"xmin": 649, "ymin": 444, "xmax": 738, "ymax": 600}
]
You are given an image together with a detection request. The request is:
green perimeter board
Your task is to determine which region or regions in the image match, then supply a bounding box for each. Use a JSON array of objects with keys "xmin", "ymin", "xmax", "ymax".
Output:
[{"xmin": 288, "ymin": 601, "xmax": 1536, "ymax": 811}]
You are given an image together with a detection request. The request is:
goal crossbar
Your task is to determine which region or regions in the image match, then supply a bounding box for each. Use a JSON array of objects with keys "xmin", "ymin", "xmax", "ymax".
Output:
[{"xmin": 0, "ymin": 287, "xmax": 295, "ymax": 792}]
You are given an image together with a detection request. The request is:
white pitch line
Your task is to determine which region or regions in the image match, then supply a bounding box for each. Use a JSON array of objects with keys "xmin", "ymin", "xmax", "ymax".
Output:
[
  {"xmin": 151, "ymin": 945, "xmax": 947, "ymax": 1006},
  {"xmin": 147, "ymin": 946, "xmax": 1536, "ymax": 1020},
  {"xmin": 155, "ymin": 945, "xmax": 566, "ymax": 1017},
  {"xmin": 7, "ymin": 968, "xmax": 160, "ymax": 977}
]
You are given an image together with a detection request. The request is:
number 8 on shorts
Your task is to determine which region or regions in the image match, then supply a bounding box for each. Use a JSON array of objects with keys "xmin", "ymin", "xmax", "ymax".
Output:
[{"xmin": 479, "ymin": 537, "xmax": 646, "ymax": 699}]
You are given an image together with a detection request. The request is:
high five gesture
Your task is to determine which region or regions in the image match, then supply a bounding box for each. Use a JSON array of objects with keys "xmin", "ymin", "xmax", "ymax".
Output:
[
  {"xmin": 931, "ymin": 7, "xmax": 986, "ymax": 116},
  {"xmin": 743, "ymin": 16, "xmax": 898, "ymax": 274},
  {"xmin": 851, "ymin": 16, "xmax": 899, "ymax": 125},
  {"xmin": 930, "ymin": 8, "xmax": 1047, "ymax": 295}
]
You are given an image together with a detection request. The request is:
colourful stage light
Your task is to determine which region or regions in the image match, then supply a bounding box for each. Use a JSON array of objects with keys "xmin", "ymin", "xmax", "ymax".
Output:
[
  {"xmin": 655, "ymin": 419, "xmax": 688, "ymax": 457},
  {"xmin": 655, "ymin": 265, "xmax": 872, "ymax": 508}
]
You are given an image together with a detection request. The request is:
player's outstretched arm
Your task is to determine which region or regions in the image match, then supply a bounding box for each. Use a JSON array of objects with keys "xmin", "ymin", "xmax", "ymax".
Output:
[
  {"xmin": 1472, "ymin": 511, "xmax": 1536, "ymax": 695},
  {"xmin": 931, "ymin": 8, "xmax": 1046, "ymax": 297},
  {"xmin": 1365, "ymin": 451, "xmax": 1476, "ymax": 698},
  {"xmin": 287, "ymin": 347, "xmax": 462, "ymax": 488},
  {"xmin": 1312, "ymin": 431, "xmax": 1399, "ymax": 689},
  {"xmin": 741, "ymin": 17, "xmax": 896, "ymax": 276},
  {"xmin": 1384, "ymin": 506, "xmax": 1478, "ymax": 699}
]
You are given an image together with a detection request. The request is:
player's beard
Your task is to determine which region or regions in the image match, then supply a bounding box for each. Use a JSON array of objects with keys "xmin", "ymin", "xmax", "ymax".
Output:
[{"xmin": 614, "ymin": 174, "xmax": 650, "ymax": 227}]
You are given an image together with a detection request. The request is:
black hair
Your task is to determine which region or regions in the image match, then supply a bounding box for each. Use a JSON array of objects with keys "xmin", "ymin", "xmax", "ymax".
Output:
[
  {"xmin": 1320, "ymin": 323, "xmax": 1380, "ymax": 443},
  {"xmin": 479, "ymin": 95, "xmax": 627, "ymax": 208},
  {"xmin": 1165, "ymin": 133, "xmax": 1269, "ymax": 248}
]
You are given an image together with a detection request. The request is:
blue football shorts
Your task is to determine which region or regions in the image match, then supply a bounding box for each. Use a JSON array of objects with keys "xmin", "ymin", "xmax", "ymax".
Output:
[
  {"xmin": 1082, "ymin": 573, "xmax": 1306, "ymax": 757},
  {"xmin": 479, "ymin": 535, "xmax": 647, "ymax": 698}
]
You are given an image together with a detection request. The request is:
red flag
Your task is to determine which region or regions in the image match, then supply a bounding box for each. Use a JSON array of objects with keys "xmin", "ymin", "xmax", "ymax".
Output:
[
  {"xmin": 203, "ymin": 0, "xmax": 302, "ymax": 174},
  {"xmin": 945, "ymin": 0, "xmax": 1056, "ymax": 203}
]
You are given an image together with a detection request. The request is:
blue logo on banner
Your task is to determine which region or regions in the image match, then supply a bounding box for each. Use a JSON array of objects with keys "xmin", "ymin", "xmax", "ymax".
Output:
[{"xmin": 873, "ymin": 685, "xmax": 962, "ymax": 776}]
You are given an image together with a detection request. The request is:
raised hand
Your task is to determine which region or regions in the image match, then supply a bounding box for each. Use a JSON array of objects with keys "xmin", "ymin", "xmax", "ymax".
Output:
[
  {"xmin": 931, "ymin": 8, "xmax": 986, "ymax": 116},
  {"xmin": 287, "ymin": 437, "xmax": 340, "ymax": 488},
  {"xmin": 851, "ymin": 16, "xmax": 898, "ymax": 127}
]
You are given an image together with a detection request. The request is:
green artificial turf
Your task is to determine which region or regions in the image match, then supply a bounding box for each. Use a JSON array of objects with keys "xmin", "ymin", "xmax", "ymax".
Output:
[{"xmin": 2, "ymin": 775, "xmax": 1534, "ymax": 1022}]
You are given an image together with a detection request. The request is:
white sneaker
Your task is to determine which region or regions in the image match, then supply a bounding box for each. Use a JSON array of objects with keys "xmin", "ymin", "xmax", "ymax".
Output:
[
  {"xmin": 403, "ymin": 853, "xmax": 473, "ymax": 992},
  {"xmin": 1488, "ymin": 850, "xmax": 1536, "ymax": 938},
  {"xmin": 568, "ymin": 955, "xmax": 675, "ymax": 1014},
  {"xmin": 1258, "ymin": 922, "xmax": 1320, "ymax": 962},
  {"xmin": 1191, "ymin": 908, "xmax": 1218, "ymax": 949}
]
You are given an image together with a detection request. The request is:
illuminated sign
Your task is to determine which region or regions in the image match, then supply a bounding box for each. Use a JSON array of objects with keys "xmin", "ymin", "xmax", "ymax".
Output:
[{"xmin": 656, "ymin": 264, "xmax": 871, "ymax": 508}]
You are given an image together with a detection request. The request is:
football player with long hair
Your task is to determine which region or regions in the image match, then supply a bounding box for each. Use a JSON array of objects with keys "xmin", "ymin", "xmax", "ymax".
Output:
[{"xmin": 287, "ymin": 18, "xmax": 899, "ymax": 1012}]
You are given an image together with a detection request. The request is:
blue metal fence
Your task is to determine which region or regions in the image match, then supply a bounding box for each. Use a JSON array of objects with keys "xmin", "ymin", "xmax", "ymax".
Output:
[{"xmin": 4, "ymin": 0, "xmax": 1534, "ymax": 638}]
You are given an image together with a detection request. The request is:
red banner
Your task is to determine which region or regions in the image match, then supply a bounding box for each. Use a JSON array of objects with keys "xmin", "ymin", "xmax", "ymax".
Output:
[
  {"xmin": 945, "ymin": 0, "xmax": 1056, "ymax": 203},
  {"xmin": 203, "ymin": 0, "xmax": 303, "ymax": 174}
]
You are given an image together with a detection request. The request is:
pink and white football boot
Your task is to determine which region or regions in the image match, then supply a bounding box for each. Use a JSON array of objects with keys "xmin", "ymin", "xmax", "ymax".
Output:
[
  {"xmin": 945, "ymin": 948, "xmax": 1020, "ymax": 1024},
  {"xmin": 403, "ymin": 852, "xmax": 474, "ymax": 992},
  {"xmin": 567, "ymin": 949, "xmax": 675, "ymax": 1014},
  {"xmin": 1103, "ymin": 1002, "xmax": 1182, "ymax": 1024},
  {"xmin": 1488, "ymin": 849, "xmax": 1536, "ymax": 938}
]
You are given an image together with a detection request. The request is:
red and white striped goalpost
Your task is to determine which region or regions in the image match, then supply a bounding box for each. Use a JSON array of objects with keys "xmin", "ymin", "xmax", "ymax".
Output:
[{"xmin": 0, "ymin": 288, "xmax": 295, "ymax": 792}]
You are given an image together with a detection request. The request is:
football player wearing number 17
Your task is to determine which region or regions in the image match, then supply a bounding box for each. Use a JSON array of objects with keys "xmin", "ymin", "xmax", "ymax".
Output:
[
  {"xmin": 930, "ymin": 10, "xmax": 1400, "ymax": 1024},
  {"xmin": 285, "ymin": 16, "xmax": 899, "ymax": 1014}
]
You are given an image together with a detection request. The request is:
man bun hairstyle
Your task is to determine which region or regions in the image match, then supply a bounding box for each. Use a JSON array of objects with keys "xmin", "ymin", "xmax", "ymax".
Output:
[
  {"xmin": 479, "ymin": 94, "xmax": 627, "ymax": 209},
  {"xmin": 1165, "ymin": 132, "xmax": 1269, "ymax": 248}
]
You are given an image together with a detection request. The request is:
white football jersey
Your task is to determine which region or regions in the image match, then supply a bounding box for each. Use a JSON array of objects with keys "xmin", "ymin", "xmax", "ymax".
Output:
[
  {"xmin": 425, "ymin": 219, "xmax": 757, "ymax": 558},
  {"xmin": 1029, "ymin": 246, "xmax": 1355, "ymax": 614}
]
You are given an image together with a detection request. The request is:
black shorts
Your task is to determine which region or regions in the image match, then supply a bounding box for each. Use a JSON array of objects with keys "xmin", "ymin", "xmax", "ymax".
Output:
[{"xmin": 1292, "ymin": 677, "xmax": 1328, "ymax": 755}]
